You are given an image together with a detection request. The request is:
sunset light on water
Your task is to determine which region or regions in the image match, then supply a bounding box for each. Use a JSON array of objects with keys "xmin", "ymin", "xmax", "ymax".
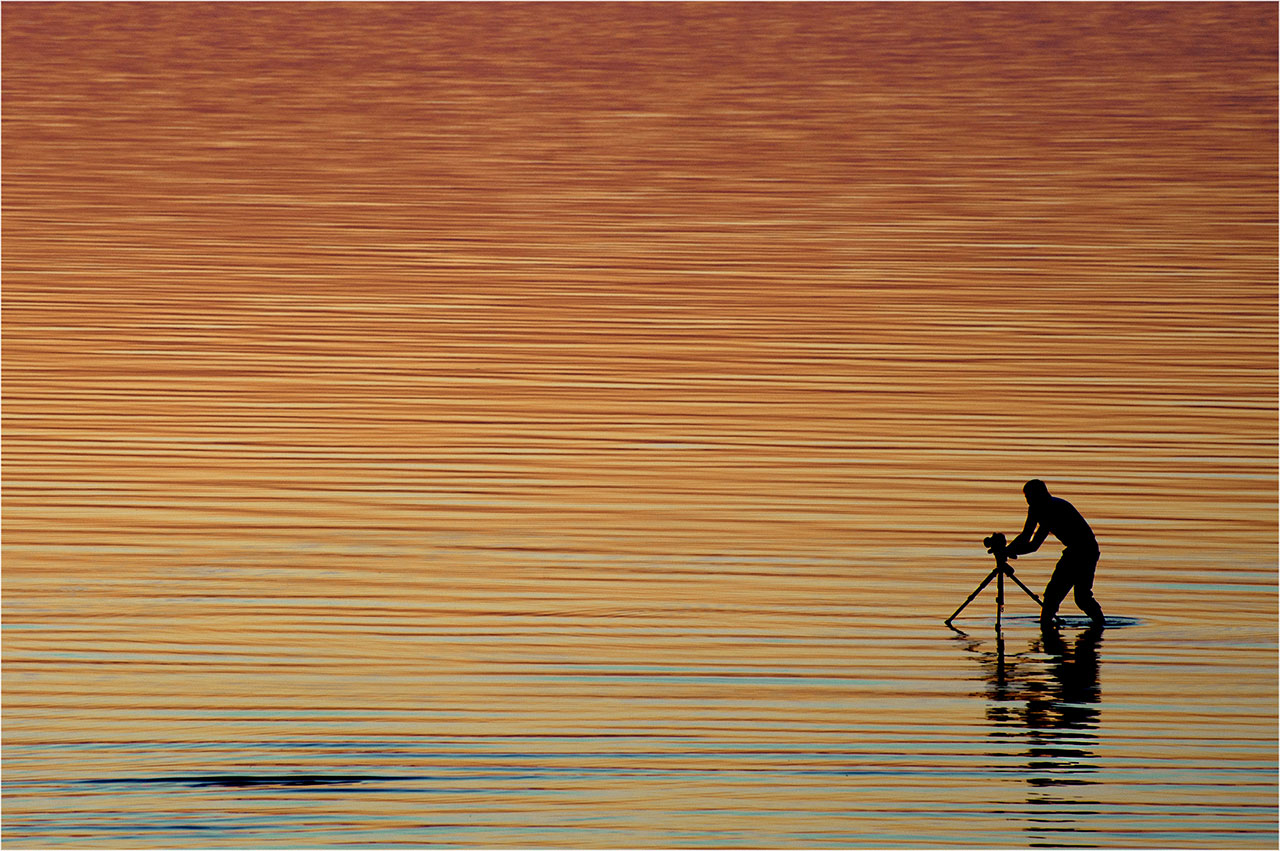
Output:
[{"xmin": 3, "ymin": 3, "xmax": 1276, "ymax": 847}]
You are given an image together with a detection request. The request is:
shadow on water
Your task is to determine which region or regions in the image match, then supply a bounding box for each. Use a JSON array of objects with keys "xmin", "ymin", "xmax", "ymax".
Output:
[
  {"xmin": 83, "ymin": 774, "xmax": 396, "ymax": 789},
  {"xmin": 952, "ymin": 624, "xmax": 1106, "ymax": 846}
]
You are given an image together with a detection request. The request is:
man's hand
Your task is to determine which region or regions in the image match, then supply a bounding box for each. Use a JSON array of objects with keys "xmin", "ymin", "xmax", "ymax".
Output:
[{"xmin": 984, "ymin": 532, "xmax": 1018, "ymax": 559}]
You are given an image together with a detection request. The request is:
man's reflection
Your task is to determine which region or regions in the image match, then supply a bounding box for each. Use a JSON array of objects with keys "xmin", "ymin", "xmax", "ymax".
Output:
[
  {"xmin": 1030, "ymin": 625, "xmax": 1103, "ymax": 738},
  {"xmin": 952, "ymin": 624, "xmax": 1105, "ymax": 840}
]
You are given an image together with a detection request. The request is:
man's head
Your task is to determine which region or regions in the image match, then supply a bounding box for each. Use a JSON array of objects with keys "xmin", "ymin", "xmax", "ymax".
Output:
[{"xmin": 1023, "ymin": 478, "xmax": 1051, "ymax": 507}]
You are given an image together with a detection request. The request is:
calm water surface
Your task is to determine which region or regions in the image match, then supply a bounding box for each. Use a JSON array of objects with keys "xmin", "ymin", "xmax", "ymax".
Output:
[{"xmin": 4, "ymin": 3, "xmax": 1276, "ymax": 848}]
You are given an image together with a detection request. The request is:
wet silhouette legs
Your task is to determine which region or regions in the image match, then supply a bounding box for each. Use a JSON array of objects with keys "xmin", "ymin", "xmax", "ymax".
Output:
[{"xmin": 1040, "ymin": 549, "xmax": 1105, "ymax": 626}]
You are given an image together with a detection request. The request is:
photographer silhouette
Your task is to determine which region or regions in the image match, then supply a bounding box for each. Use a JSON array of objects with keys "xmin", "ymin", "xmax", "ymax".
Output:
[{"xmin": 1005, "ymin": 479, "xmax": 1106, "ymax": 628}]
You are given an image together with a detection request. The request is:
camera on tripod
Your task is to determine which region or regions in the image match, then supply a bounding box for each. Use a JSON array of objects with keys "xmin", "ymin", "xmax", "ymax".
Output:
[{"xmin": 944, "ymin": 531, "xmax": 1042, "ymax": 628}]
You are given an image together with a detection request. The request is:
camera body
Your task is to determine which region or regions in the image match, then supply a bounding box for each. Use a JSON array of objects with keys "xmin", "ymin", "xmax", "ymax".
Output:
[
  {"xmin": 983, "ymin": 532, "xmax": 1016, "ymax": 575},
  {"xmin": 983, "ymin": 532, "xmax": 1015, "ymax": 563}
]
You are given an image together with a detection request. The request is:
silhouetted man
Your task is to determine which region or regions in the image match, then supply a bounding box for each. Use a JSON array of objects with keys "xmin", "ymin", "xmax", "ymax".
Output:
[{"xmin": 1004, "ymin": 479, "xmax": 1105, "ymax": 628}]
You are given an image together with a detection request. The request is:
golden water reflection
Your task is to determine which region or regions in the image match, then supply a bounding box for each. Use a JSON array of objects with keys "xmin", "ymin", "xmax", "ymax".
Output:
[{"xmin": 4, "ymin": 2, "xmax": 1276, "ymax": 847}]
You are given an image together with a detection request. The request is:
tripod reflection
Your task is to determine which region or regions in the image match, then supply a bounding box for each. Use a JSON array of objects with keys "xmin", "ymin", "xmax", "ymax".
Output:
[{"xmin": 952, "ymin": 625, "xmax": 1105, "ymax": 842}]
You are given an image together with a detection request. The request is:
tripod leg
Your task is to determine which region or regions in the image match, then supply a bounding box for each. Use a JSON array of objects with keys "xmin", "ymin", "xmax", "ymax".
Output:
[
  {"xmin": 996, "ymin": 567, "xmax": 1004, "ymax": 630},
  {"xmin": 1006, "ymin": 570, "xmax": 1044, "ymax": 607},
  {"xmin": 945, "ymin": 568, "xmax": 999, "ymax": 625}
]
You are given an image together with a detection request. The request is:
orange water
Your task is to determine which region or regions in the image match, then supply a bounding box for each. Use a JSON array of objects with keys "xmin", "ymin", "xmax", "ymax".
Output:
[{"xmin": 4, "ymin": 3, "xmax": 1276, "ymax": 847}]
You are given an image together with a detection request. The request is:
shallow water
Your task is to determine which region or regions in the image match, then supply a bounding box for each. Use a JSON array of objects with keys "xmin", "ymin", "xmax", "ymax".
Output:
[{"xmin": 3, "ymin": 3, "xmax": 1277, "ymax": 848}]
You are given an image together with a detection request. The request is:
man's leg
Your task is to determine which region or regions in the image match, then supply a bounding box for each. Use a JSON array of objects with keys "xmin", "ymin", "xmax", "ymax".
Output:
[
  {"xmin": 1040, "ymin": 560, "xmax": 1073, "ymax": 626},
  {"xmin": 1072, "ymin": 551, "xmax": 1105, "ymax": 625}
]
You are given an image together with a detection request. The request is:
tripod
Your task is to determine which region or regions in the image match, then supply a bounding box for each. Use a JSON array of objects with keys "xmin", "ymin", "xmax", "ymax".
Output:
[{"xmin": 945, "ymin": 533, "xmax": 1044, "ymax": 628}]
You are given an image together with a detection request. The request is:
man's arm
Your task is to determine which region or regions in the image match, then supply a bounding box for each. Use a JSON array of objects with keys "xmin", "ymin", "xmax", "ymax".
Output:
[{"xmin": 1005, "ymin": 508, "xmax": 1048, "ymax": 557}]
